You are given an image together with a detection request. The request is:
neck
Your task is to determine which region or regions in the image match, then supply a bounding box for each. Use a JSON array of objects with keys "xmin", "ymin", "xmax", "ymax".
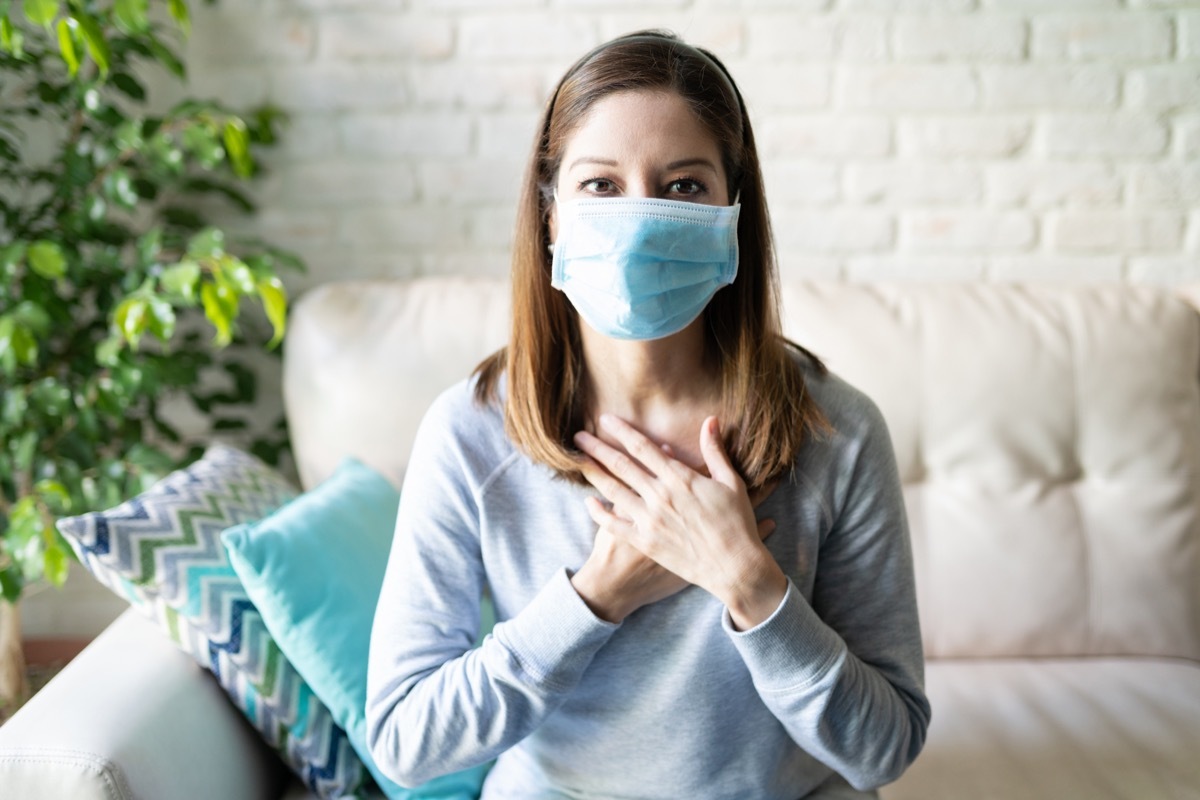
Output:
[{"xmin": 580, "ymin": 319, "xmax": 718, "ymax": 429}]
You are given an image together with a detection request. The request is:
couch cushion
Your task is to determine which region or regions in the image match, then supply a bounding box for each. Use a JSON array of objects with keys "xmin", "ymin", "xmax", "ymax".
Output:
[
  {"xmin": 284, "ymin": 277, "xmax": 509, "ymax": 492},
  {"xmin": 777, "ymin": 282, "xmax": 1200, "ymax": 661},
  {"xmin": 880, "ymin": 658, "xmax": 1200, "ymax": 799}
]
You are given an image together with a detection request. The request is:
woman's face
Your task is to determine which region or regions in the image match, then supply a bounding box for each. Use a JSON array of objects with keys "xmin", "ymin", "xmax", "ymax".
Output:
[{"xmin": 551, "ymin": 89, "xmax": 730, "ymax": 223}]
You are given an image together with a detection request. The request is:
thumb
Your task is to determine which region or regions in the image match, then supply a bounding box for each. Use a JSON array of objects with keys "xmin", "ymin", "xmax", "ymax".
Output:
[
  {"xmin": 700, "ymin": 416, "xmax": 740, "ymax": 489},
  {"xmin": 757, "ymin": 518, "xmax": 777, "ymax": 541}
]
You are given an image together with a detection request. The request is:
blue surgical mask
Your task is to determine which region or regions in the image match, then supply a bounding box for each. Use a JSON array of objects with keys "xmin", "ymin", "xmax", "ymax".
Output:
[{"xmin": 550, "ymin": 196, "xmax": 740, "ymax": 341}]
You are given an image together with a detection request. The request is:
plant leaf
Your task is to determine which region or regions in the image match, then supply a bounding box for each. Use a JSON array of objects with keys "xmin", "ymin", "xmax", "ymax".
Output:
[
  {"xmin": 0, "ymin": 566, "xmax": 22, "ymax": 604},
  {"xmin": 200, "ymin": 282, "xmax": 235, "ymax": 347},
  {"xmin": 0, "ymin": 241, "xmax": 27, "ymax": 270},
  {"xmin": 268, "ymin": 246, "xmax": 307, "ymax": 273},
  {"xmin": 223, "ymin": 117, "xmax": 252, "ymax": 178},
  {"xmin": 247, "ymin": 105, "xmax": 286, "ymax": 146},
  {"xmin": 23, "ymin": 0, "xmax": 58, "ymax": 28},
  {"xmin": 95, "ymin": 336, "xmax": 121, "ymax": 367},
  {"xmin": 113, "ymin": 0, "xmax": 147, "ymax": 34},
  {"xmin": 11, "ymin": 323, "xmax": 36, "ymax": 365},
  {"xmin": 136, "ymin": 226, "xmax": 161, "ymax": 264},
  {"xmin": 1, "ymin": 17, "xmax": 24, "ymax": 58},
  {"xmin": 168, "ymin": 0, "xmax": 190, "ymax": 38},
  {"xmin": 28, "ymin": 240, "xmax": 66, "ymax": 279},
  {"xmin": 111, "ymin": 72, "xmax": 146, "ymax": 102},
  {"xmin": 182, "ymin": 176, "xmax": 254, "ymax": 212},
  {"xmin": 221, "ymin": 254, "xmax": 256, "ymax": 294},
  {"xmin": 148, "ymin": 131, "xmax": 184, "ymax": 176},
  {"xmin": 161, "ymin": 205, "xmax": 204, "ymax": 229},
  {"xmin": 147, "ymin": 37, "xmax": 183, "ymax": 78},
  {"xmin": 13, "ymin": 301, "xmax": 52, "ymax": 335},
  {"xmin": 114, "ymin": 119, "xmax": 142, "ymax": 152},
  {"xmin": 56, "ymin": 18, "xmax": 79, "ymax": 77},
  {"xmin": 35, "ymin": 479, "xmax": 71, "ymax": 510},
  {"xmin": 0, "ymin": 317, "xmax": 14, "ymax": 362},
  {"xmin": 124, "ymin": 442, "xmax": 175, "ymax": 474},
  {"xmin": 187, "ymin": 227, "xmax": 224, "ymax": 260},
  {"xmin": 256, "ymin": 276, "xmax": 287, "ymax": 349},
  {"xmin": 2, "ymin": 387, "xmax": 28, "ymax": 428},
  {"xmin": 225, "ymin": 360, "xmax": 257, "ymax": 401},
  {"xmin": 8, "ymin": 497, "xmax": 41, "ymax": 551},
  {"xmin": 0, "ymin": 17, "xmax": 16, "ymax": 55},
  {"xmin": 30, "ymin": 377, "xmax": 71, "ymax": 418},
  {"xmin": 73, "ymin": 11, "xmax": 110, "ymax": 74},
  {"xmin": 42, "ymin": 542, "xmax": 69, "ymax": 587},
  {"xmin": 114, "ymin": 296, "xmax": 148, "ymax": 348},
  {"xmin": 181, "ymin": 121, "xmax": 223, "ymax": 167},
  {"xmin": 103, "ymin": 168, "xmax": 138, "ymax": 208},
  {"xmin": 12, "ymin": 430, "xmax": 37, "ymax": 472},
  {"xmin": 146, "ymin": 296, "xmax": 176, "ymax": 341},
  {"xmin": 85, "ymin": 193, "xmax": 107, "ymax": 221},
  {"xmin": 160, "ymin": 260, "xmax": 201, "ymax": 302}
]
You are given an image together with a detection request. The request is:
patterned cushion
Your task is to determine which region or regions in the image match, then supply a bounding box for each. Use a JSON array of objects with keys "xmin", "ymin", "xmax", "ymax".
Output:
[{"xmin": 56, "ymin": 443, "xmax": 373, "ymax": 798}]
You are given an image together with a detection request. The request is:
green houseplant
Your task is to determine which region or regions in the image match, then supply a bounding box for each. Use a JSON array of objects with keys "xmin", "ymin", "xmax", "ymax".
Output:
[{"xmin": 0, "ymin": 0, "xmax": 301, "ymax": 714}]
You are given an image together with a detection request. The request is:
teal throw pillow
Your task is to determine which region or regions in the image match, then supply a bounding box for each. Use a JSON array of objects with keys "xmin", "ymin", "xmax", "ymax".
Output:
[{"xmin": 221, "ymin": 456, "xmax": 492, "ymax": 800}]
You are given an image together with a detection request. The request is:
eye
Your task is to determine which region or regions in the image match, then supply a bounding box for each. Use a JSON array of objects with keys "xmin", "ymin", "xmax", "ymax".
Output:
[
  {"xmin": 578, "ymin": 178, "xmax": 618, "ymax": 195},
  {"xmin": 666, "ymin": 177, "xmax": 707, "ymax": 197}
]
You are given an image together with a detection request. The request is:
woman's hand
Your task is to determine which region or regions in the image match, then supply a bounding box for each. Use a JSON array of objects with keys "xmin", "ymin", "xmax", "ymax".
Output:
[
  {"xmin": 570, "ymin": 525, "xmax": 689, "ymax": 624},
  {"xmin": 573, "ymin": 414, "xmax": 788, "ymax": 630}
]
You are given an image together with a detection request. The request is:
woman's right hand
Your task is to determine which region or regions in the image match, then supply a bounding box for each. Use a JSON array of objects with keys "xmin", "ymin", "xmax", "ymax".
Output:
[
  {"xmin": 570, "ymin": 440, "xmax": 778, "ymax": 624},
  {"xmin": 570, "ymin": 521, "xmax": 689, "ymax": 623}
]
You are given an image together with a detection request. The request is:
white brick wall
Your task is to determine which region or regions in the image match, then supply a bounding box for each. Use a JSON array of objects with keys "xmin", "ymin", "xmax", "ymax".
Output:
[{"xmin": 172, "ymin": 0, "xmax": 1200, "ymax": 292}]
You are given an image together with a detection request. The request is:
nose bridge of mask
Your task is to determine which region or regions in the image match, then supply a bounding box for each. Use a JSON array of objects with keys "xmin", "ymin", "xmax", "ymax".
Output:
[{"xmin": 559, "ymin": 196, "xmax": 737, "ymax": 258}]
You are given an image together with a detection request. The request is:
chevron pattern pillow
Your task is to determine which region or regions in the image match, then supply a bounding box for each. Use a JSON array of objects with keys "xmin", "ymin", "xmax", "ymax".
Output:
[{"xmin": 57, "ymin": 443, "xmax": 375, "ymax": 799}]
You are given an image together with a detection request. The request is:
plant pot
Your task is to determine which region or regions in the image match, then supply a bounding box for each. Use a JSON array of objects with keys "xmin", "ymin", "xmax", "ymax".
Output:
[{"xmin": 0, "ymin": 600, "xmax": 30, "ymax": 724}]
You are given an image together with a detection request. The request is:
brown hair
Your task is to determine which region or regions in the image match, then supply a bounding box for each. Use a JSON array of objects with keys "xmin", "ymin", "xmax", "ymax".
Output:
[{"xmin": 474, "ymin": 30, "xmax": 828, "ymax": 492}]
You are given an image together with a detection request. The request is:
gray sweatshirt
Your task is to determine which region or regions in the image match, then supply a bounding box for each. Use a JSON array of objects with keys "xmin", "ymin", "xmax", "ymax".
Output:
[{"xmin": 365, "ymin": 363, "xmax": 930, "ymax": 799}]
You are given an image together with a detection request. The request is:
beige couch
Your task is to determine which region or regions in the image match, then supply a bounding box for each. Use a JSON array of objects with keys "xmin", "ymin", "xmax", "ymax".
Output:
[{"xmin": 2, "ymin": 278, "xmax": 1199, "ymax": 799}]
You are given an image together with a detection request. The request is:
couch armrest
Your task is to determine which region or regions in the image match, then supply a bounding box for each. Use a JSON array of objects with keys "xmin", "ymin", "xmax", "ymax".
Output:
[{"xmin": 0, "ymin": 606, "xmax": 288, "ymax": 800}]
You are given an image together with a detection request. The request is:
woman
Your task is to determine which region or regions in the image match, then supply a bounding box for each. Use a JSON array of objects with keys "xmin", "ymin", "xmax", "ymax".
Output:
[{"xmin": 366, "ymin": 30, "xmax": 929, "ymax": 800}]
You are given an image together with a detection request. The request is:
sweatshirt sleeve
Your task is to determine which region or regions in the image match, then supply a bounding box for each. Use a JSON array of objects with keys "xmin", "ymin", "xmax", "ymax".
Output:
[
  {"xmin": 365, "ymin": 389, "xmax": 620, "ymax": 788},
  {"xmin": 720, "ymin": 398, "xmax": 931, "ymax": 791}
]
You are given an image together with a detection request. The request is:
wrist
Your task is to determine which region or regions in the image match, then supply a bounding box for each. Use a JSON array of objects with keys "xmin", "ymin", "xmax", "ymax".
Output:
[
  {"xmin": 722, "ymin": 550, "xmax": 788, "ymax": 632},
  {"xmin": 570, "ymin": 562, "xmax": 629, "ymax": 624}
]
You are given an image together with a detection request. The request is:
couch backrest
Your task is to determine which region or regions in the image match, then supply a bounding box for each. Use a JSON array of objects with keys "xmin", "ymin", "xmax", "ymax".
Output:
[{"xmin": 285, "ymin": 278, "xmax": 1200, "ymax": 662}]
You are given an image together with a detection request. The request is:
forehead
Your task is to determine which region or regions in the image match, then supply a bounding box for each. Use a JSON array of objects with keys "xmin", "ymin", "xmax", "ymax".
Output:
[{"xmin": 560, "ymin": 89, "xmax": 722, "ymax": 165}]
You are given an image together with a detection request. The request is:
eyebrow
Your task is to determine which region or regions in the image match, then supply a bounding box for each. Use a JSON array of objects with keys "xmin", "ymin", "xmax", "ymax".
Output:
[
  {"xmin": 566, "ymin": 156, "xmax": 719, "ymax": 172},
  {"xmin": 665, "ymin": 158, "xmax": 719, "ymax": 171}
]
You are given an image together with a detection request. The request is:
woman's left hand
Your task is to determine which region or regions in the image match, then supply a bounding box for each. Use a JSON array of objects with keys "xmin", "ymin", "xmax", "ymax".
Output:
[{"xmin": 574, "ymin": 414, "xmax": 789, "ymax": 630}]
